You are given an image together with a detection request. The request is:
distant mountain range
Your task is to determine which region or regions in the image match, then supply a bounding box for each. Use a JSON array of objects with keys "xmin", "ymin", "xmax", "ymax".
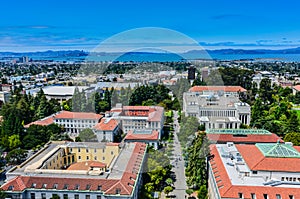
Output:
[
  {"xmin": 206, "ymin": 47, "xmax": 300, "ymax": 55},
  {"xmin": 1, "ymin": 47, "xmax": 300, "ymax": 59},
  {"xmin": 0, "ymin": 50, "xmax": 88, "ymax": 58}
]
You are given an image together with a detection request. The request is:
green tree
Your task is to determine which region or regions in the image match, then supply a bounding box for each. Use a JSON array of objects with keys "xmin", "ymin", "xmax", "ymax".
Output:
[
  {"xmin": 36, "ymin": 95, "xmax": 51, "ymax": 120},
  {"xmin": 186, "ymin": 189, "xmax": 194, "ymax": 197},
  {"xmin": 8, "ymin": 134, "xmax": 21, "ymax": 150},
  {"xmin": 165, "ymin": 178, "xmax": 173, "ymax": 186},
  {"xmin": 197, "ymin": 185, "xmax": 208, "ymax": 199},
  {"xmin": 294, "ymin": 92, "xmax": 300, "ymax": 104},
  {"xmin": 6, "ymin": 149, "xmax": 27, "ymax": 165},
  {"xmin": 259, "ymin": 78, "xmax": 273, "ymax": 104},
  {"xmin": 72, "ymin": 87, "xmax": 82, "ymax": 111},
  {"xmin": 78, "ymin": 128, "xmax": 97, "ymax": 142},
  {"xmin": 98, "ymin": 100, "xmax": 110, "ymax": 113},
  {"xmin": 185, "ymin": 132, "xmax": 210, "ymax": 189},
  {"xmin": 163, "ymin": 186, "xmax": 173, "ymax": 196},
  {"xmin": 192, "ymin": 72, "xmax": 206, "ymax": 86},
  {"xmin": 284, "ymin": 132, "xmax": 300, "ymax": 146}
]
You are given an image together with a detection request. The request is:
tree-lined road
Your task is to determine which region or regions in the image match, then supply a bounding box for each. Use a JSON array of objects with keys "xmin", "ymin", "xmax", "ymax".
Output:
[{"xmin": 169, "ymin": 111, "xmax": 187, "ymax": 198}]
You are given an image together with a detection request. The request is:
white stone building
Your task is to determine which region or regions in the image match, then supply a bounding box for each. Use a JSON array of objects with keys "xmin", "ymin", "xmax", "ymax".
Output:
[{"xmin": 183, "ymin": 86, "xmax": 251, "ymax": 129}]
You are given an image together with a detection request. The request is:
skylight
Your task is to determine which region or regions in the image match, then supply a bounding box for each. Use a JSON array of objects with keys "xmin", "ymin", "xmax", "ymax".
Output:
[{"xmin": 256, "ymin": 143, "xmax": 300, "ymax": 158}]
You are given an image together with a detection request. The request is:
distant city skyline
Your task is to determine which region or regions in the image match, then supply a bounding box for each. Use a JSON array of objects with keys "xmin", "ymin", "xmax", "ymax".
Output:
[{"xmin": 1, "ymin": 0, "xmax": 300, "ymax": 51}]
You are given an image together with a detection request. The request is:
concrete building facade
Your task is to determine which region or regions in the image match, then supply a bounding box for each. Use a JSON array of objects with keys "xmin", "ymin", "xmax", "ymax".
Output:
[{"xmin": 183, "ymin": 86, "xmax": 251, "ymax": 129}]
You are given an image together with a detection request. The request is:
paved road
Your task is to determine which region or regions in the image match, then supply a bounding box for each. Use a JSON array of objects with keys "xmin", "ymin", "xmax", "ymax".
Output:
[{"xmin": 169, "ymin": 110, "xmax": 187, "ymax": 198}]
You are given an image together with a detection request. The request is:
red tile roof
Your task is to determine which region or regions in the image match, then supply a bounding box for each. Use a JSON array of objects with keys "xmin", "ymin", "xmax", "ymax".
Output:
[
  {"xmin": 189, "ymin": 86, "xmax": 247, "ymax": 92},
  {"xmin": 121, "ymin": 106, "xmax": 164, "ymax": 122},
  {"xmin": 236, "ymin": 144, "xmax": 300, "ymax": 172},
  {"xmin": 1, "ymin": 176, "xmax": 119, "ymax": 192},
  {"xmin": 24, "ymin": 111, "xmax": 103, "ymax": 128},
  {"xmin": 67, "ymin": 161, "xmax": 106, "ymax": 170},
  {"xmin": 93, "ymin": 119, "xmax": 118, "ymax": 131},
  {"xmin": 54, "ymin": 111, "xmax": 103, "ymax": 120},
  {"xmin": 24, "ymin": 116, "xmax": 54, "ymax": 128},
  {"xmin": 207, "ymin": 133, "xmax": 283, "ymax": 144},
  {"xmin": 293, "ymin": 85, "xmax": 300, "ymax": 91},
  {"xmin": 125, "ymin": 130, "xmax": 159, "ymax": 141},
  {"xmin": 1, "ymin": 142, "xmax": 147, "ymax": 196},
  {"xmin": 209, "ymin": 144, "xmax": 300, "ymax": 199}
]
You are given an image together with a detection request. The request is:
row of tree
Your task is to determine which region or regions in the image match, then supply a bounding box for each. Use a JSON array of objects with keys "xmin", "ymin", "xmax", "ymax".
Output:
[{"xmin": 140, "ymin": 148, "xmax": 173, "ymax": 198}]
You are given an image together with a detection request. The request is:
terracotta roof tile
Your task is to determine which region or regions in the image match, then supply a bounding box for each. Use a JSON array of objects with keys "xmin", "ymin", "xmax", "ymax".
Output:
[
  {"xmin": 121, "ymin": 106, "xmax": 164, "ymax": 122},
  {"xmin": 207, "ymin": 133, "xmax": 283, "ymax": 144},
  {"xmin": 236, "ymin": 144, "xmax": 300, "ymax": 172},
  {"xmin": 293, "ymin": 85, "xmax": 300, "ymax": 91},
  {"xmin": 189, "ymin": 86, "xmax": 247, "ymax": 92},
  {"xmin": 93, "ymin": 119, "xmax": 118, "ymax": 131},
  {"xmin": 125, "ymin": 130, "xmax": 159, "ymax": 141},
  {"xmin": 24, "ymin": 116, "xmax": 54, "ymax": 128},
  {"xmin": 67, "ymin": 161, "xmax": 106, "ymax": 170},
  {"xmin": 54, "ymin": 111, "xmax": 103, "ymax": 120}
]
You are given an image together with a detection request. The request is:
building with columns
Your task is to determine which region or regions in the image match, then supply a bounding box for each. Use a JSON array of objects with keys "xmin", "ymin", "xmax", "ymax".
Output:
[{"xmin": 183, "ymin": 86, "xmax": 251, "ymax": 129}]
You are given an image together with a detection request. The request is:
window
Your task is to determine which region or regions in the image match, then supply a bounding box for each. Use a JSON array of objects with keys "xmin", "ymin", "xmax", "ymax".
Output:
[
  {"xmin": 78, "ymin": 156, "xmax": 81, "ymax": 160},
  {"xmin": 86, "ymin": 184, "xmax": 91, "ymax": 190},
  {"xmin": 281, "ymin": 177, "xmax": 285, "ymax": 181},
  {"xmin": 63, "ymin": 184, "xmax": 69, "ymax": 189},
  {"xmin": 86, "ymin": 149, "xmax": 89, "ymax": 153},
  {"xmin": 30, "ymin": 193, "xmax": 35, "ymax": 199},
  {"xmin": 102, "ymin": 149, "xmax": 105, "ymax": 153},
  {"xmin": 97, "ymin": 196, "xmax": 101, "ymax": 199},
  {"xmin": 252, "ymin": 171, "xmax": 258, "ymax": 174},
  {"xmin": 31, "ymin": 183, "xmax": 36, "ymax": 188},
  {"xmin": 102, "ymin": 156, "xmax": 105, "ymax": 161},
  {"xmin": 238, "ymin": 193, "xmax": 243, "ymax": 199},
  {"xmin": 87, "ymin": 156, "xmax": 89, "ymax": 160},
  {"xmin": 94, "ymin": 156, "xmax": 97, "ymax": 160},
  {"xmin": 94, "ymin": 149, "xmax": 97, "ymax": 153},
  {"xmin": 53, "ymin": 183, "xmax": 58, "ymax": 189},
  {"xmin": 8, "ymin": 186, "xmax": 14, "ymax": 190},
  {"xmin": 85, "ymin": 195, "xmax": 90, "ymax": 199},
  {"xmin": 78, "ymin": 148, "xmax": 81, "ymax": 152},
  {"xmin": 251, "ymin": 193, "xmax": 256, "ymax": 199},
  {"xmin": 116, "ymin": 188, "xmax": 121, "ymax": 194},
  {"xmin": 41, "ymin": 193, "xmax": 46, "ymax": 199},
  {"xmin": 276, "ymin": 194, "xmax": 281, "ymax": 199},
  {"xmin": 63, "ymin": 194, "xmax": 68, "ymax": 199},
  {"xmin": 263, "ymin": 194, "xmax": 268, "ymax": 199},
  {"xmin": 97, "ymin": 185, "xmax": 102, "ymax": 190},
  {"xmin": 75, "ymin": 184, "xmax": 80, "ymax": 190},
  {"xmin": 75, "ymin": 195, "xmax": 79, "ymax": 199},
  {"xmin": 111, "ymin": 151, "xmax": 114, "ymax": 155},
  {"xmin": 52, "ymin": 194, "xmax": 59, "ymax": 199},
  {"xmin": 289, "ymin": 195, "xmax": 294, "ymax": 199}
]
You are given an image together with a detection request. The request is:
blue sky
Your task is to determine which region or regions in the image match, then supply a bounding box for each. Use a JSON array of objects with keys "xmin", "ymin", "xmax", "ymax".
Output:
[{"xmin": 1, "ymin": 0, "xmax": 300, "ymax": 51}]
